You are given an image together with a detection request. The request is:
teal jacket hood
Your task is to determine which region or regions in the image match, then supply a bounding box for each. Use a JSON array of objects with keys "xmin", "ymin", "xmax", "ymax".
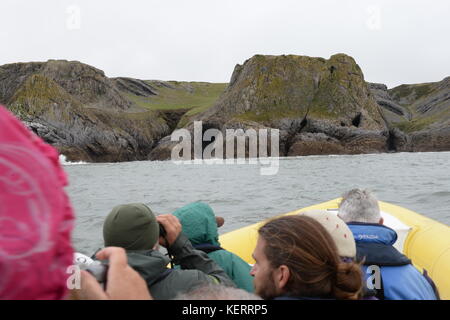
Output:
[
  {"xmin": 173, "ymin": 202, "xmax": 254, "ymax": 293},
  {"xmin": 173, "ymin": 202, "xmax": 220, "ymax": 247}
]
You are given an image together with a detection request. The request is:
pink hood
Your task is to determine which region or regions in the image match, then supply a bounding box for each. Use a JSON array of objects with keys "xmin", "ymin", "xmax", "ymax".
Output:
[{"xmin": 0, "ymin": 106, "xmax": 75, "ymax": 300}]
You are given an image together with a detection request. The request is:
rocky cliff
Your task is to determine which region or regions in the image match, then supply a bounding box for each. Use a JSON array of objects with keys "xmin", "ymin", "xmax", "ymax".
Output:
[
  {"xmin": 0, "ymin": 60, "xmax": 170, "ymax": 162},
  {"xmin": 1, "ymin": 57, "xmax": 448, "ymax": 162},
  {"xmin": 150, "ymin": 54, "xmax": 391, "ymax": 159},
  {"xmin": 369, "ymin": 77, "xmax": 450, "ymax": 152}
]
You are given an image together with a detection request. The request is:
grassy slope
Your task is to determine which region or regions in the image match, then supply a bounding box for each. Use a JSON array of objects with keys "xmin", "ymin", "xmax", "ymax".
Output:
[{"xmin": 125, "ymin": 81, "xmax": 227, "ymax": 116}]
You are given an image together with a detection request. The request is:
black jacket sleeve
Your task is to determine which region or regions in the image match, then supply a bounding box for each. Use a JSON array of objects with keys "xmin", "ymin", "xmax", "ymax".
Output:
[{"xmin": 169, "ymin": 233, "xmax": 235, "ymax": 287}]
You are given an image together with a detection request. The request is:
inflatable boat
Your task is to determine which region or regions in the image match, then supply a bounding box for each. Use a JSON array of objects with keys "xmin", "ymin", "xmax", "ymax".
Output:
[{"xmin": 219, "ymin": 199, "xmax": 450, "ymax": 300}]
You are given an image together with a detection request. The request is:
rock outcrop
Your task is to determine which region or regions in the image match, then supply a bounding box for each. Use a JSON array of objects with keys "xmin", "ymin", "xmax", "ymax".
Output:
[
  {"xmin": 369, "ymin": 77, "xmax": 450, "ymax": 152},
  {"xmin": 368, "ymin": 82, "xmax": 412, "ymax": 123},
  {"xmin": 0, "ymin": 60, "xmax": 170, "ymax": 162},
  {"xmin": 181, "ymin": 54, "xmax": 390, "ymax": 158}
]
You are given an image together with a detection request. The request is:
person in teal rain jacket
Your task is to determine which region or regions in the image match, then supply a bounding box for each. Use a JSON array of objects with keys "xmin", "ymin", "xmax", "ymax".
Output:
[{"xmin": 173, "ymin": 202, "xmax": 254, "ymax": 292}]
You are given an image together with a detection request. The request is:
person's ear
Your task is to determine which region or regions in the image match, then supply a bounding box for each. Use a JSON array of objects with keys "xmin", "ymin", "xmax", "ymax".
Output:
[
  {"xmin": 274, "ymin": 265, "xmax": 290, "ymax": 291},
  {"xmin": 379, "ymin": 217, "xmax": 384, "ymax": 225}
]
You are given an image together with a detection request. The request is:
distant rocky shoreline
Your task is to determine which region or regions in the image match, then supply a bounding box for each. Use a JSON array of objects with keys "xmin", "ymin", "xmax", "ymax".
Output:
[{"xmin": 0, "ymin": 54, "xmax": 448, "ymax": 162}]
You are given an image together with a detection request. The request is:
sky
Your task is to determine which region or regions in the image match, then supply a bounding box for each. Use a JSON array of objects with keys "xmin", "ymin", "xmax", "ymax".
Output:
[{"xmin": 0, "ymin": 0, "xmax": 449, "ymax": 89}]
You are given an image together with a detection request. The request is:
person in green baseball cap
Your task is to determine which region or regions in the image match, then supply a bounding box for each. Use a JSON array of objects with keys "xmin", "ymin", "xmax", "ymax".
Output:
[{"xmin": 101, "ymin": 203, "xmax": 235, "ymax": 299}]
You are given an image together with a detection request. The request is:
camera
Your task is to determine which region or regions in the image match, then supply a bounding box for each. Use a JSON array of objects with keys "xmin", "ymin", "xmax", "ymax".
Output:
[{"xmin": 80, "ymin": 261, "xmax": 109, "ymax": 284}]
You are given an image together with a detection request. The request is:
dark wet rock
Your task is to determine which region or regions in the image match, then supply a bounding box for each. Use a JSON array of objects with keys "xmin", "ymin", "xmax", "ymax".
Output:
[
  {"xmin": 148, "ymin": 135, "xmax": 179, "ymax": 161},
  {"xmin": 287, "ymin": 119, "xmax": 388, "ymax": 156}
]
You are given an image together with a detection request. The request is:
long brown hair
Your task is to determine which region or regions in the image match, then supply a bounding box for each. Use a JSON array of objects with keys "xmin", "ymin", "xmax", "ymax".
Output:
[{"xmin": 258, "ymin": 215, "xmax": 362, "ymax": 299}]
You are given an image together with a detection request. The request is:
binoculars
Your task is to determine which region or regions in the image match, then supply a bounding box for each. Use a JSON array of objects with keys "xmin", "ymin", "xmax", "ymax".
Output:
[{"xmin": 159, "ymin": 222, "xmax": 167, "ymax": 237}]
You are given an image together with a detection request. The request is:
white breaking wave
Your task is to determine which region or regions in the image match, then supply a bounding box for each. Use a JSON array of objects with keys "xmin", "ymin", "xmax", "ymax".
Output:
[{"xmin": 59, "ymin": 154, "xmax": 87, "ymax": 166}]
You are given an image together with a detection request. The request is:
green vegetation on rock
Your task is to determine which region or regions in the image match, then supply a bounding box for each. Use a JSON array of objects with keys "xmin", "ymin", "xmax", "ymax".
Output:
[
  {"xmin": 234, "ymin": 108, "xmax": 305, "ymax": 123},
  {"xmin": 8, "ymin": 74, "xmax": 82, "ymax": 121},
  {"xmin": 389, "ymin": 82, "xmax": 434, "ymax": 104},
  {"xmin": 1, "ymin": 60, "xmax": 171, "ymax": 162},
  {"xmin": 197, "ymin": 53, "xmax": 384, "ymax": 131},
  {"xmin": 394, "ymin": 117, "xmax": 436, "ymax": 133},
  {"xmin": 125, "ymin": 81, "xmax": 226, "ymax": 112}
]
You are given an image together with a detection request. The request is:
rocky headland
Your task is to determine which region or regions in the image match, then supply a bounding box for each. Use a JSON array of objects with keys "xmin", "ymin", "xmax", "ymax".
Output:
[
  {"xmin": 0, "ymin": 55, "xmax": 448, "ymax": 162},
  {"xmin": 369, "ymin": 78, "xmax": 450, "ymax": 152}
]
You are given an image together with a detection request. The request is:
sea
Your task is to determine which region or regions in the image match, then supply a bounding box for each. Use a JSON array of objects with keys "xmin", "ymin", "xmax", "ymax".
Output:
[{"xmin": 63, "ymin": 152, "xmax": 450, "ymax": 254}]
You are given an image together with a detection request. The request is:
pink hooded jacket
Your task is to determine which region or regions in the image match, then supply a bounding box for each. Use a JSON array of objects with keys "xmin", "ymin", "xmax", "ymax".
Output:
[{"xmin": 0, "ymin": 106, "xmax": 75, "ymax": 300}]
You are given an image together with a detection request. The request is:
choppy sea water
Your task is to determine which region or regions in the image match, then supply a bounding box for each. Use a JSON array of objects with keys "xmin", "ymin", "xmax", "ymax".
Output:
[{"xmin": 65, "ymin": 152, "xmax": 450, "ymax": 254}]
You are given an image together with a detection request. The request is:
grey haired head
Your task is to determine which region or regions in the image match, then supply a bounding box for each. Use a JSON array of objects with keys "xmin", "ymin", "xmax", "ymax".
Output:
[{"xmin": 338, "ymin": 189, "xmax": 381, "ymax": 224}]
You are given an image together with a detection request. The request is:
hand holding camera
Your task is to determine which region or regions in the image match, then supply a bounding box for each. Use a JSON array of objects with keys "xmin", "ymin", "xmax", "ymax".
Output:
[
  {"xmin": 78, "ymin": 247, "xmax": 152, "ymax": 300},
  {"xmin": 81, "ymin": 260, "xmax": 109, "ymax": 285}
]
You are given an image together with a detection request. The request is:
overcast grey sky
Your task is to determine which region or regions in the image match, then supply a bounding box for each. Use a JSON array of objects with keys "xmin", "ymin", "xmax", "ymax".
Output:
[{"xmin": 1, "ymin": 0, "xmax": 449, "ymax": 88}]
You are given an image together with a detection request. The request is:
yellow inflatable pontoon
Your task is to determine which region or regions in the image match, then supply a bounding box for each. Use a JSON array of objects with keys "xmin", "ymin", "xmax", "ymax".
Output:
[{"xmin": 219, "ymin": 199, "xmax": 450, "ymax": 299}]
